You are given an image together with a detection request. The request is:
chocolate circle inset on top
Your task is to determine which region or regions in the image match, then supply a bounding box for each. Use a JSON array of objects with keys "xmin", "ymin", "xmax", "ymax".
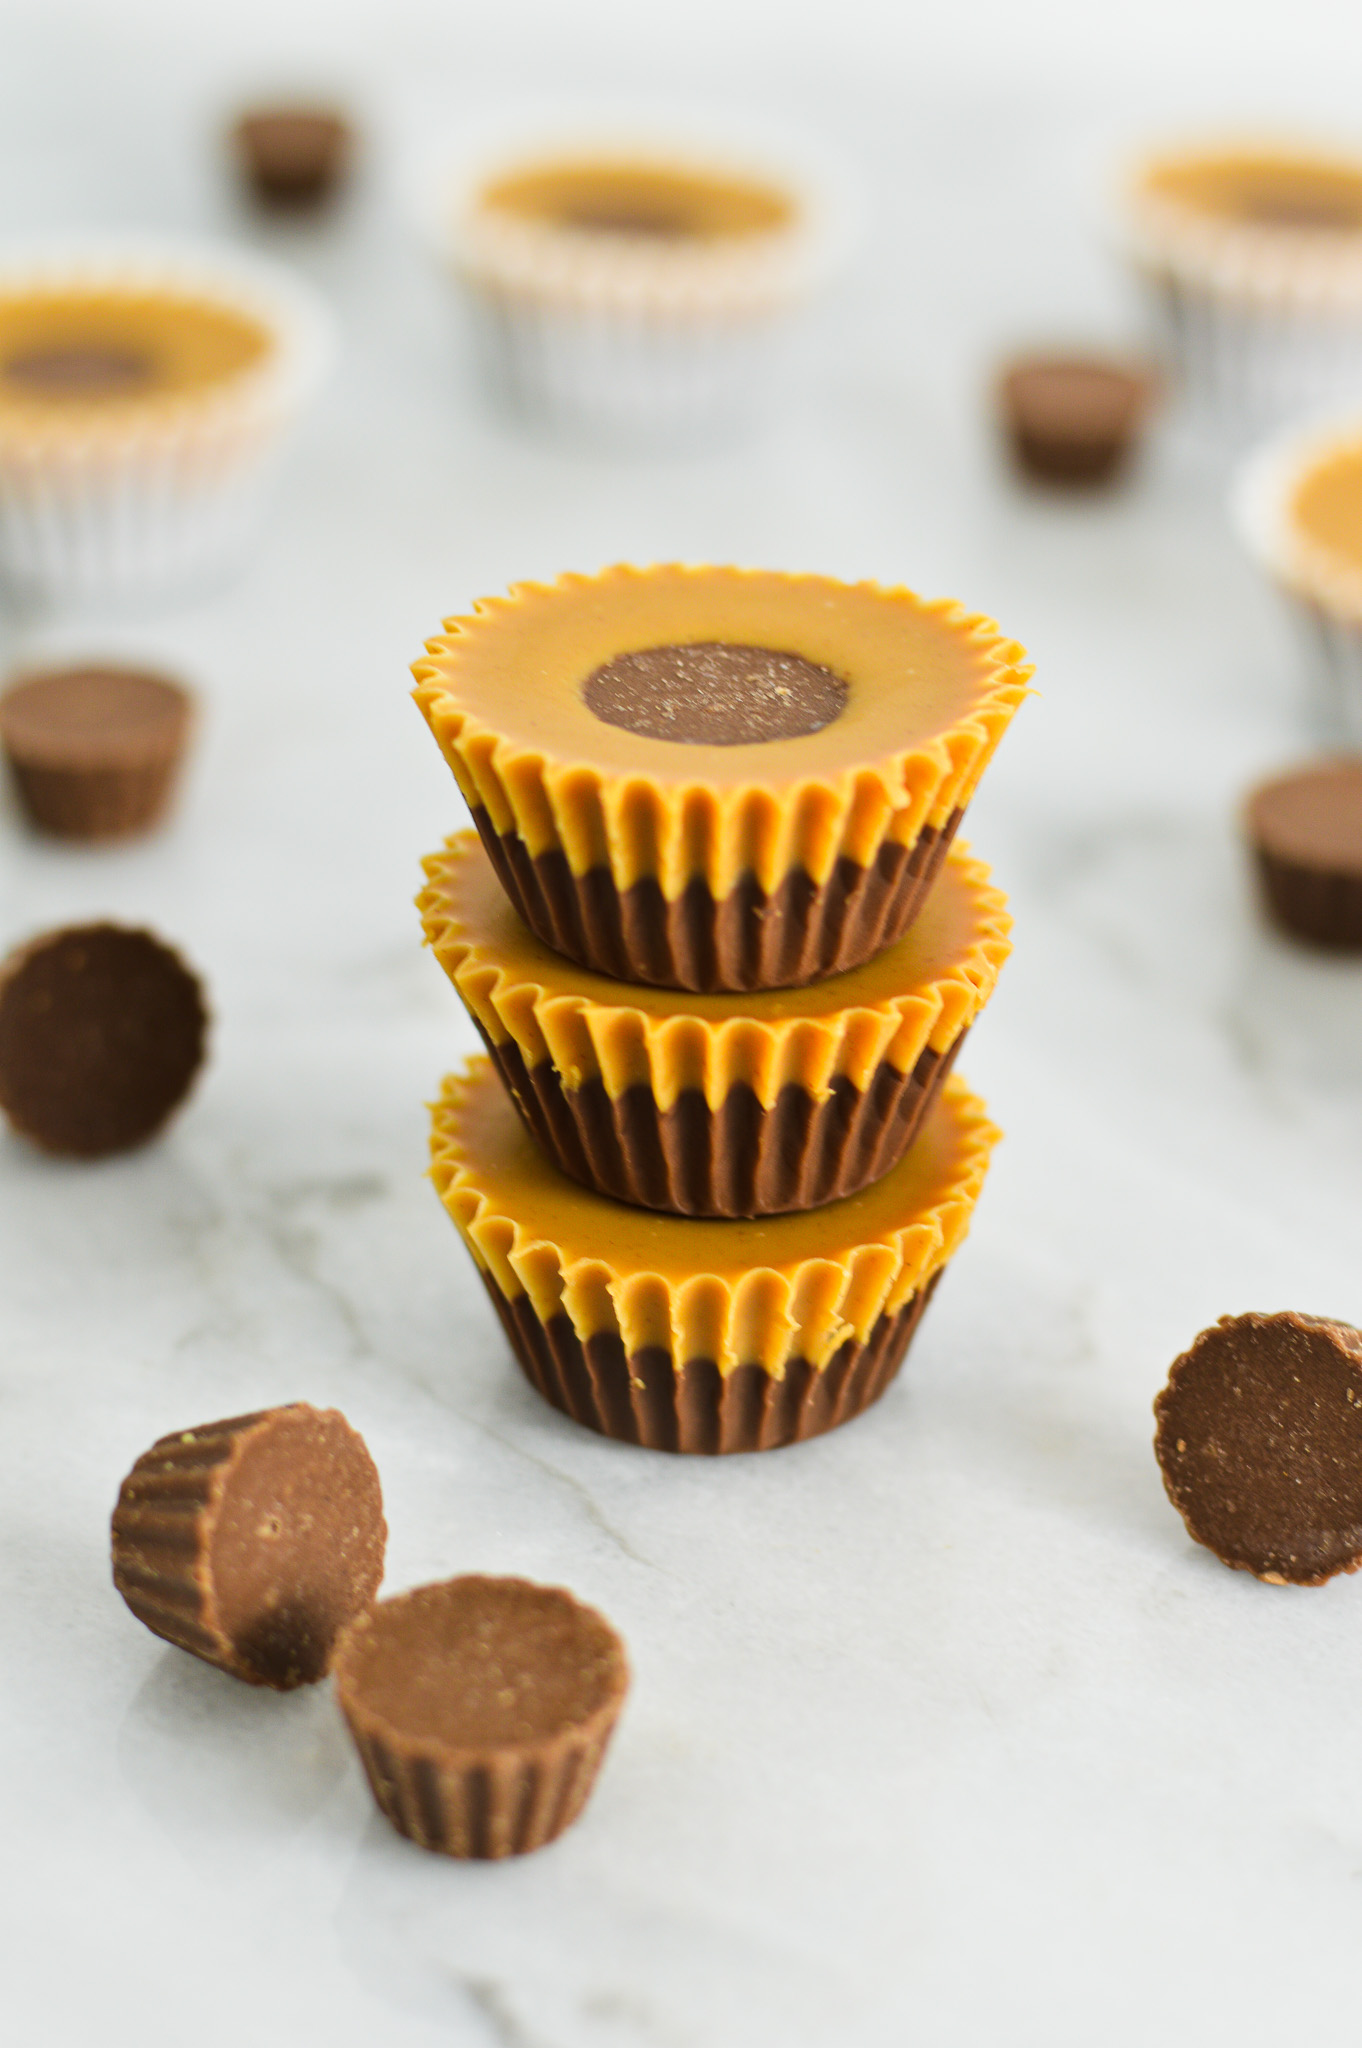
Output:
[
  {"xmin": 1154, "ymin": 1311, "xmax": 1362, "ymax": 1584},
  {"xmin": 0, "ymin": 665, "xmax": 193, "ymax": 840},
  {"xmin": 2, "ymin": 346, "xmax": 157, "ymax": 398},
  {"xmin": 1246, "ymin": 758, "xmax": 1362, "ymax": 950},
  {"xmin": 999, "ymin": 355, "xmax": 1151, "ymax": 487},
  {"xmin": 334, "ymin": 1575, "xmax": 630, "ymax": 1858},
  {"xmin": 583, "ymin": 642, "xmax": 848, "ymax": 745},
  {"xmin": 112, "ymin": 1403, "xmax": 387, "ymax": 1689},
  {"xmin": 0, "ymin": 923, "xmax": 207, "ymax": 1157}
]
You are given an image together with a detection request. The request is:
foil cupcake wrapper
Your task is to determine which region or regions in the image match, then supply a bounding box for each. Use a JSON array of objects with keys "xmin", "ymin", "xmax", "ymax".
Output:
[
  {"xmin": 0, "ymin": 237, "xmax": 332, "ymax": 606},
  {"xmin": 414, "ymin": 564, "xmax": 1031, "ymax": 991},
  {"xmin": 431, "ymin": 1056, "xmax": 998, "ymax": 1384},
  {"xmin": 341, "ymin": 1704, "xmax": 621, "ymax": 1858},
  {"xmin": 484, "ymin": 1261, "xmax": 943, "ymax": 1453}
]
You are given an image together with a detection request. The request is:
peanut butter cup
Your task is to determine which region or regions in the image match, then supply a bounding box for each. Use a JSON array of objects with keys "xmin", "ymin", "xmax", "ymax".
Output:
[
  {"xmin": 231, "ymin": 107, "xmax": 352, "ymax": 210},
  {"xmin": 333, "ymin": 1575, "xmax": 628, "ymax": 1857},
  {"xmin": 431, "ymin": 1055, "xmax": 998, "ymax": 1453},
  {"xmin": 998, "ymin": 355, "xmax": 1152, "ymax": 487},
  {"xmin": 412, "ymin": 565, "xmax": 1031, "ymax": 992},
  {"xmin": 0, "ymin": 664, "xmax": 192, "ymax": 839},
  {"xmin": 1246, "ymin": 758, "xmax": 1362, "ymax": 947},
  {"xmin": 112, "ymin": 1404, "xmax": 387, "ymax": 1686},
  {"xmin": 419, "ymin": 831, "xmax": 1010, "ymax": 1216},
  {"xmin": 0, "ymin": 923, "xmax": 206, "ymax": 1156},
  {"xmin": 1155, "ymin": 1312, "xmax": 1362, "ymax": 1584}
]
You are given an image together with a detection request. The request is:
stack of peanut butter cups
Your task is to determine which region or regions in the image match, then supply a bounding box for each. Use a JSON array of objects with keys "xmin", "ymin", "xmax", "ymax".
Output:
[{"xmin": 413, "ymin": 565, "xmax": 1030, "ymax": 1454}]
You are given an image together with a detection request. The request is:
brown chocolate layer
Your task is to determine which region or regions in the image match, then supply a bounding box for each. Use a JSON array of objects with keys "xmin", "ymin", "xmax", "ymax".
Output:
[
  {"xmin": 485, "ymin": 1025, "xmax": 965, "ymax": 1216},
  {"xmin": 334, "ymin": 1576, "xmax": 627, "ymax": 1859},
  {"xmin": 471, "ymin": 803, "xmax": 962, "ymax": 992},
  {"xmin": 232, "ymin": 108, "xmax": 351, "ymax": 209},
  {"xmin": 111, "ymin": 1404, "xmax": 387, "ymax": 1687},
  {"xmin": 999, "ymin": 356, "xmax": 1151, "ymax": 488},
  {"xmin": 1154, "ymin": 1311, "xmax": 1362, "ymax": 1584},
  {"xmin": 1, "ymin": 665, "xmax": 192, "ymax": 840},
  {"xmin": 481, "ymin": 1269, "xmax": 943, "ymax": 1453}
]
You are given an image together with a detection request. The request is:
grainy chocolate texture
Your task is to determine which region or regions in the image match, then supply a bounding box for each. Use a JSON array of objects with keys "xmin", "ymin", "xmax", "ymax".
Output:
[
  {"xmin": 999, "ymin": 356, "xmax": 1151, "ymax": 487},
  {"xmin": 471, "ymin": 802, "xmax": 961, "ymax": 992},
  {"xmin": 1154, "ymin": 1312, "xmax": 1362, "ymax": 1584},
  {"xmin": 1246, "ymin": 759, "xmax": 1362, "ymax": 949},
  {"xmin": 583, "ymin": 643, "xmax": 848, "ymax": 745},
  {"xmin": 487, "ymin": 1026, "xmax": 966, "ymax": 1217},
  {"xmin": 482, "ymin": 1266, "xmax": 942, "ymax": 1453},
  {"xmin": 111, "ymin": 1404, "xmax": 387, "ymax": 1687},
  {"xmin": 0, "ymin": 665, "xmax": 192, "ymax": 840},
  {"xmin": 0, "ymin": 923, "xmax": 206, "ymax": 1157},
  {"xmin": 232, "ymin": 108, "xmax": 351, "ymax": 208},
  {"xmin": 333, "ymin": 1576, "xmax": 628, "ymax": 1858}
]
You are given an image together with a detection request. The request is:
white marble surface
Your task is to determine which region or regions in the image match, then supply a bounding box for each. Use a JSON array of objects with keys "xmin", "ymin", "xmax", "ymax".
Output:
[{"xmin": 6, "ymin": 7, "xmax": 1362, "ymax": 2046}]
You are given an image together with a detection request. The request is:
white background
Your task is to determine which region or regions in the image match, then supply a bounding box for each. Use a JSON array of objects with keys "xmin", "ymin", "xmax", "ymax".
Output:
[{"xmin": 5, "ymin": 3, "xmax": 1362, "ymax": 2044}]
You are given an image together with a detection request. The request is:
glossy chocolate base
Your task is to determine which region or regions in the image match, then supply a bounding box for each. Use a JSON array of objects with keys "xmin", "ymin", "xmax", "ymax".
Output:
[
  {"xmin": 1255, "ymin": 847, "xmax": 1362, "ymax": 950},
  {"xmin": 481, "ymin": 1269, "xmax": 944, "ymax": 1454},
  {"xmin": 469, "ymin": 803, "xmax": 962, "ymax": 992},
  {"xmin": 485, "ymin": 1027, "xmax": 966, "ymax": 1217}
]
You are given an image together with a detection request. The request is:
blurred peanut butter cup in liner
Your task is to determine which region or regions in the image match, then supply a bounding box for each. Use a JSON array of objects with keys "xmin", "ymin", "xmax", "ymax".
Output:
[
  {"xmin": 1119, "ymin": 140, "xmax": 1362, "ymax": 432},
  {"xmin": 419, "ymin": 829, "xmax": 1010, "ymax": 1216},
  {"xmin": 231, "ymin": 105, "xmax": 352, "ymax": 210},
  {"xmin": 1245, "ymin": 756, "xmax": 1362, "ymax": 949},
  {"xmin": 0, "ymin": 663, "xmax": 192, "ymax": 838},
  {"xmin": 430, "ymin": 1055, "xmax": 998, "ymax": 1454},
  {"xmin": 334, "ymin": 1575, "xmax": 628, "ymax": 1858},
  {"xmin": 416, "ymin": 117, "xmax": 848, "ymax": 444},
  {"xmin": 1233, "ymin": 412, "xmax": 1362, "ymax": 744},
  {"xmin": 412, "ymin": 564, "xmax": 1031, "ymax": 994},
  {"xmin": 0, "ymin": 236, "xmax": 331, "ymax": 607}
]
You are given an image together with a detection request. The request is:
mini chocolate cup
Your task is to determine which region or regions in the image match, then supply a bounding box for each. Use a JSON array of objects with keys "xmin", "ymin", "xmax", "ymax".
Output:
[
  {"xmin": 111, "ymin": 1405, "xmax": 387, "ymax": 1687},
  {"xmin": 470, "ymin": 801, "xmax": 961, "ymax": 992},
  {"xmin": 998, "ymin": 355, "xmax": 1153, "ymax": 488},
  {"xmin": 1246, "ymin": 758, "xmax": 1362, "ymax": 949},
  {"xmin": 481, "ymin": 1266, "xmax": 944, "ymax": 1454},
  {"xmin": 487, "ymin": 1026, "xmax": 967, "ymax": 1217},
  {"xmin": 333, "ymin": 1577, "xmax": 629, "ymax": 1858},
  {"xmin": 231, "ymin": 108, "xmax": 351, "ymax": 209},
  {"xmin": 0, "ymin": 666, "xmax": 193, "ymax": 841}
]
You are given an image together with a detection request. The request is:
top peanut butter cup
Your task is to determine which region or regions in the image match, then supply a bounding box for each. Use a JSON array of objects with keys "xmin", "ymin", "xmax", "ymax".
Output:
[{"xmin": 412, "ymin": 564, "xmax": 1031, "ymax": 992}]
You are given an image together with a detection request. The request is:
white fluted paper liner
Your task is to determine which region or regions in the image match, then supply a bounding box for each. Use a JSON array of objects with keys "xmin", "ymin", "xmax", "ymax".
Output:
[
  {"xmin": 1119, "ymin": 144, "xmax": 1362, "ymax": 435},
  {"xmin": 414, "ymin": 110, "xmax": 851, "ymax": 445},
  {"xmin": 1233, "ymin": 411, "xmax": 1362, "ymax": 744},
  {"xmin": 0, "ymin": 237, "xmax": 333, "ymax": 609}
]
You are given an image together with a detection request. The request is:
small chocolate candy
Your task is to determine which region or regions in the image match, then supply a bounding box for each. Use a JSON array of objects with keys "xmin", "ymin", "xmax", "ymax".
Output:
[
  {"xmin": 0, "ymin": 923, "xmax": 207, "ymax": 1157},
  {"xmin": 1245, "ymin": 758, "xmax": 1362, "ymax": 949},
  {"xmin": 583, "ymin": 642, "xmax": 848, "ymax": 745},
  {"xmin": 231, "ymin": 106, "xmax": 352, "ymax": 210},
  {"xmin": 998, "ymin": 354, "xmax": 1152, "ymax": 487},
  {"xmin": 0, "ymin": 664, "xmax": 193, "ymax": 840},
  {"xmin": 112, "ymin": 1405, "xmax": 386, "ymax": 1688},
  {"xmin": 333, "ymin": 1576, "xmax": 629, "ymax": 1857},
  {"xmin": 1154, "ymin": 1311, "xmax": 1362, "ymax": 1584}
]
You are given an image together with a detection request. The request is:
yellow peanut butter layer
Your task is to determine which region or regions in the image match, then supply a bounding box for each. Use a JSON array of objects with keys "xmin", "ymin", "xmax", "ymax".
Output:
[
  {"xmin": 431, "ymin": 1056, "xmax": 998, "ymax": 1377},
  {"xmin": 412, "ymin": 565, "xmax": 1031, "ymax": 903},
  {"xmin": 480, "ymin": 158, "xmax": 794, "ymax": 242},
  {"xmin": 1289, "ymin": 438, "xmax": 1362, "ymax": 581},
  {"xmin": 1136, "ymin": 148, "xmax": 1362, "ymax": 234},
  {"xmin": 418, "ymin": 830, "xmax": 1011, "ymax": 1110},
  {"xmin": 0, "ymin": 288, "xmax": 271, "ymax": 421}
]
